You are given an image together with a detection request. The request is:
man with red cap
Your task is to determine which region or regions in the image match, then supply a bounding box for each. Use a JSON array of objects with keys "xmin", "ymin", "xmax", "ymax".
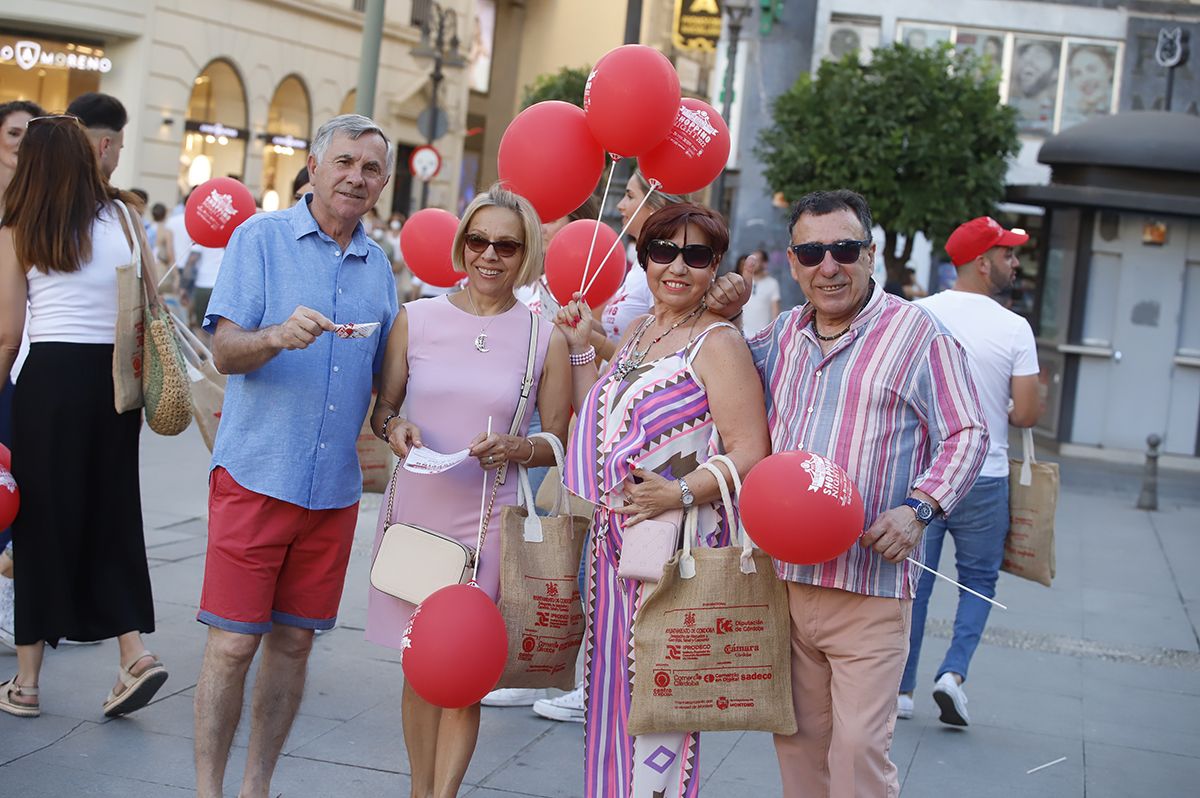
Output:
[{"xmin": 899, "ymin": 216, "xmax": 1041, "ymax": 726}]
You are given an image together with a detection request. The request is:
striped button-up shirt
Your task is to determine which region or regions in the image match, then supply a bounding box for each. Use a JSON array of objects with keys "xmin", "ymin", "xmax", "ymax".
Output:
[{"xmin": 748, "ymin": 281, "xmax": 988, "ymax": 598}]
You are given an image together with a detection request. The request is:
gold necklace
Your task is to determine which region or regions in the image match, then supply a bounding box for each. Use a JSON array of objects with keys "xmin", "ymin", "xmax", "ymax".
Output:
[
  {"xmin": 463, "ymin": 287, "xmax": 515, "ymax": 353},
  {"xmin": 615, "ymin": 303, "xmax": 705, "ymax": 379}
]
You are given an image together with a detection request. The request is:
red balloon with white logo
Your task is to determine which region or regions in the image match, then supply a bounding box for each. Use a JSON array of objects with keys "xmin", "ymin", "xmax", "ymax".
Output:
[
  {"xmin": 185, "ymin": 177, "xmax": 256, "ymax": 248},
  {"xmin": 544, "ymin": 219, "xmax": 625, "ymax": 308},
  {"xmin": 584, "ymin": 45, "xmax": 681, "ymax": 157},
  {"xmin": 400, "ymin": 583, "xmax": 508, "ymax": 708},
  {"xmin": 637, "ymin": 98, "xmax": 731, "ymax": 195},
  {"xmin": 497, "ymin": 101, "xmax": 606, "ymax": 222},
  {"xmin": 739, "ymin": 451, "xmax": 866, "ymax": 566},
  {"xmin": 400, "ymin": 208, "xmax": 462, "ymax": 288},
  {"xmin": 0, "ymin": 443, "xmax": 10, "ymax": 471},
  {"xmin": 0, "ymin": 465, "xmax": 19, "ymax": 531}
]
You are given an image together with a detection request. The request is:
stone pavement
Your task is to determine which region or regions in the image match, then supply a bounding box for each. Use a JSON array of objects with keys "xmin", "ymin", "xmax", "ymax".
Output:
[{"xmin": 2, "ymin": 425, "xmax": 1198, "ymax": 797}]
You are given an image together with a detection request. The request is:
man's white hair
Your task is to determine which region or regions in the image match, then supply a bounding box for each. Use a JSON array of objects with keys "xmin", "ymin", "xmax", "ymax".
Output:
[{"xmin": 310, "ymin": 114, "xmax": 395, "ymax": 174}]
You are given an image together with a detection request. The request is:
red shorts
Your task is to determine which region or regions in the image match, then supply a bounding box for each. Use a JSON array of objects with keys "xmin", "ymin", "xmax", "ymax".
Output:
[{"xmin": 199, "ymin": 467, "xmax": 359, "ymax": 634}]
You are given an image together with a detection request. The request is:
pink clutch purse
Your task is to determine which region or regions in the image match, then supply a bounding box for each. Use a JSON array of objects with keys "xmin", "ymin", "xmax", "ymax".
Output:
[{"xmin": 618, "ymin": 509, "xmax": 684, "ymax": 583}]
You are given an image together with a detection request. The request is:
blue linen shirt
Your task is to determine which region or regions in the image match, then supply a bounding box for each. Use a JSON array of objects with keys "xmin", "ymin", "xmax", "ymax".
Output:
[{"xmin": 204, "ymin": 196, "xmax": 398, "ymax": 510}]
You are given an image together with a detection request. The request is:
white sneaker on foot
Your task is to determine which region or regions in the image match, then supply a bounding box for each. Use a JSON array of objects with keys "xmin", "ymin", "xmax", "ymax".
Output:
[
  {"xmin": 932, "ymin": 672, "xmax": 969, "ymax": 726},
  {"xmin": 482, "ymin": 688, "xmax": 547, "ymax": 707},
  {"xmin": 896, "ymin": 693, "xmax": 914, "ymax": 720},
  {"xmin": 532, "ymin": 684, "xmax": 585, "ymax": 723}
]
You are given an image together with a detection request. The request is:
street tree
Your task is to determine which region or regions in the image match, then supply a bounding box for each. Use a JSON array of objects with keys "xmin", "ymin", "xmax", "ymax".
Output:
[
  {"xmin": 757, "ymin": 44, "xmax": 1020, "ymax": 281},
  {"xmin": 521, "ymin": 65, "xmax": 591, "ymax": 110}
]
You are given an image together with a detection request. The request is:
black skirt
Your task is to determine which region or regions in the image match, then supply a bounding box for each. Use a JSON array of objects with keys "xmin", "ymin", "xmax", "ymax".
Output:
[{"xmin": 11, "ymin": 342, "xmax": 155, "ymax": 645}]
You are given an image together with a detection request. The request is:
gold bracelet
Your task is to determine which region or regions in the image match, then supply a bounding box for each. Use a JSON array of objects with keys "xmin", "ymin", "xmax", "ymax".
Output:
[{"xmin": 517, "ymin": 437, "xmax": 537, "ymax": 465}]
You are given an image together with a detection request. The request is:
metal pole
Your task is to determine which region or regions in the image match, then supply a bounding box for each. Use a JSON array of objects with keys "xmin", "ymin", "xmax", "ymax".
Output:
[
  {"xmin": 1164, "ymin": 67, "xmax": 1175, "ymax": 112},
  {"xmin": 710, "ymin": 13, "xmax": 745, "ymax": 218},
  {"xmin": 354, "ymin": 0, "xmax": 387, "ymax": 117},
  {"xmin": 1136, "ymin": 434, "xmax": 1161, "ymax": 511},
  {"xmin": 419, "ymin": 9, "xmax": 446, "ymax": 210},
  {"xmin": 624, "ymin": 0, "xmax": 643, "ymax": 44}
]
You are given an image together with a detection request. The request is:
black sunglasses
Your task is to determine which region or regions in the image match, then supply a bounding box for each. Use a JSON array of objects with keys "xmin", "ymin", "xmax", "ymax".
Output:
[
  {"xmin": 646, "ymin": 239, "xmax": 716, "ymax": 269},
  {"xmin": 790, "ymin": 239, "xmax": 871, "ymax": 267},
  {"xmin": 465, "ymin": 233, "xmax": 523, "ymax": 258}
]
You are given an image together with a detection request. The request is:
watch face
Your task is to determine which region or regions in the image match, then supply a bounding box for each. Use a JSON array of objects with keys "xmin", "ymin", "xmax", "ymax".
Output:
[{"xmin": 918, "ymin": 504, "xmax": 934, "ymax": 522}]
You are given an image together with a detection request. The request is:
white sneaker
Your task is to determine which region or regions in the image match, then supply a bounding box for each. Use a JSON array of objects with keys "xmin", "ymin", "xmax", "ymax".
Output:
[
  {"xmin": 532, "ymin": 684, "xmax": 585, "ymax": 723},
  {"xmin": 896, "ymin": 693, "xmax": 914, "ymax": 720},
  {"xmin": 932, "ymin": 672, "xmax": 969, "ymax": 727},
  {"xmin": 482, "ymin": 688, "xmax": 547, "ymax": 707}
]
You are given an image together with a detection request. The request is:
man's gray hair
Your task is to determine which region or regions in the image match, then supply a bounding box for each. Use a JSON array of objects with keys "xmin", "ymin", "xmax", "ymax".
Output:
[{"xmin": 311, "ymin": 114, "xmax": 395, "ymax": 174}]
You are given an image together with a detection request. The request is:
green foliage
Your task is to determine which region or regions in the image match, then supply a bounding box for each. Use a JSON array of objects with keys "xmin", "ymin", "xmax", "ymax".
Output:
[
  {"xmin": 756, "ymin": 44, "xmax": 1020, "ymax": 272},
  {"xmin": 521, "ymin": 65, "xmax": 591, "ymax": 110}
]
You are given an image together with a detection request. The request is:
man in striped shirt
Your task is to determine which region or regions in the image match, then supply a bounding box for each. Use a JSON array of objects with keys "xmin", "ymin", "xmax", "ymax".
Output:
[{"xmin": 745, "ymin": 190, "xmax": 988, "ymax": 798}]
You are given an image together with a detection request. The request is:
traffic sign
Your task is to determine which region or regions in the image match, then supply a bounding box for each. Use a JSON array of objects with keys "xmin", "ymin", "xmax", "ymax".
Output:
[{"xmin": 409, "ymin": 145, "xmax": 442, "ymax": 182}]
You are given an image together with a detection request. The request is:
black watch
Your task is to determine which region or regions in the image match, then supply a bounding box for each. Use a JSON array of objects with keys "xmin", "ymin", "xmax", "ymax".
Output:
[{"xmin": 903, "ymin": 497, "xmax": 936, "ymax": 525}]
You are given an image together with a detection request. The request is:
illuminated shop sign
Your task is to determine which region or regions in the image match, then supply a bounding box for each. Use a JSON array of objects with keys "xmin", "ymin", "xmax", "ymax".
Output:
[
  {"xmin": 261, "ymin": 133, "xmax": 309, "ymax": 150},
  {"xmin": 0, "ymin": 38, "xmax": 112, "ymax": 73}
]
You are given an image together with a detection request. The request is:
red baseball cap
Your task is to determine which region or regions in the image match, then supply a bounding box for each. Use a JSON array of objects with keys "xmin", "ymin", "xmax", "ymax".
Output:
[{"xmin": 945, "ymin": 217, "xmax": 1029, "ymax": 266}]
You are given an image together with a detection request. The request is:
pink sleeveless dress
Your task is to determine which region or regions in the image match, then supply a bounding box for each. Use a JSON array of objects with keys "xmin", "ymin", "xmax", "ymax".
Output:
[{"xmin": 366, "ymin": 295, "xmax": 550, "ymax": 649}]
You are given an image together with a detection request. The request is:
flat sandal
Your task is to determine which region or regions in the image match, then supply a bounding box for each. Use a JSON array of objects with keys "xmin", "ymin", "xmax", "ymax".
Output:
[
  {"xmin": 102, "ymin": 651, "xmax": 168, "ymax": 718},
  {"xmin": 0, "ymin": 676, "xmax": 40, "ymax": 718}
]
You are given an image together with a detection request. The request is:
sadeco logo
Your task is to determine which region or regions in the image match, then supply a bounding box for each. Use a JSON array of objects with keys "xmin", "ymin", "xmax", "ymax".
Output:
[
  {"xmin": 654, "ymin": 671, "xmax": 671, "ymax": 688},
  {"xmin": 715, "ymin": 617, "xmax": 733, "ymax": 635},
  {"xmin": 521, "ymin": 635, "xmax": 536, "ymax": 653}
]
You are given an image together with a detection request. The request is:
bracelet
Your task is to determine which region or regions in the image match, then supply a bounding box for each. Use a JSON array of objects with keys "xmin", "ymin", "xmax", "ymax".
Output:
[
  {"xmin": 569, "ymin": 346, "xmax": 597, "ymax": 366},
  {"xmin": 378, "ymin": 413, "xmax": 400, "ymax": 441},
  {"xmin": 517, "ymin": 437, "xmax": 537, "ymax": 465}
]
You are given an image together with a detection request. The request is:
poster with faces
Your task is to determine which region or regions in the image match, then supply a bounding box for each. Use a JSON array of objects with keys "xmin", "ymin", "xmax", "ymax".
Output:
[
  {"xmin": 898, "ymin": 24, "xmax": 952, "ymax": 51},
  {"xmin": 955, "ymin": 29, "xmax": 1005, "ymax": 71},
  {"xmin": 1009, "ymin": 37, "xmax": 1061, "ymax": 135},
  {"xmin": 1060, "ymin": 43, "xmax": 1118, "ymax": 129}
]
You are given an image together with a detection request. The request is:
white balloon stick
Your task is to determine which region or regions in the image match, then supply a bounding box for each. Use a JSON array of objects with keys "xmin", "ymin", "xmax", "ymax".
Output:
[
  {"xmin": 906, "ymin": 557, "xmax": 1008, "ymax": 610},
  {"xmin": 577, "ymin": 155, "xmax": 620, "ymax": 294},
  {"xmin": 580, "ymin": 179, "xmax": 659, "ymax": 298},
  {"xmin": 473, "ymin": 416, "xmax": 493, "ymax": 582}
]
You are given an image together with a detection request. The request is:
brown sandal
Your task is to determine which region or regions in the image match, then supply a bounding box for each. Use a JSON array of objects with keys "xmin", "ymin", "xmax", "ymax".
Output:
[
  {"xmin": 102, "ymin": 651, "xmax": 168, "ymax": 718},
  {"xmin": 0, "ymin": 676, "xmax": 40, "ymax": 718}
]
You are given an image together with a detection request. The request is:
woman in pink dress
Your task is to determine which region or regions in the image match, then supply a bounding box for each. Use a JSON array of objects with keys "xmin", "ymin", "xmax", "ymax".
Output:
[{"xmin": 366, "ymin": 184, "xmax": 572, "ymax": 797}]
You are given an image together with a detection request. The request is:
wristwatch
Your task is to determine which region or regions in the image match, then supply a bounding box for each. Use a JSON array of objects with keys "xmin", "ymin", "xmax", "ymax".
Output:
[
  {"xmin": 678, "ymin": 477, "xmax": 695, "ymax": 508},
  {"xmin": 903, "ymin": 497, "xmax": 936, "ymax": 525}
]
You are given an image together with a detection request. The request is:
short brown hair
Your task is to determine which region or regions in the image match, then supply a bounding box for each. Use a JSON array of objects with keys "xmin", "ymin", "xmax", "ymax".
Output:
[{"xmin": 635, "ymin": 202, "xmax": 729, "ymax": 270}]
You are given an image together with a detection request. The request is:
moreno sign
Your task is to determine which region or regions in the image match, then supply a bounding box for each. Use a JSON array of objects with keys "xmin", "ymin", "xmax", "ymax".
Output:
[{"xmin": 0, "ymin": 39, "xmax": 112, "ymax": 73}]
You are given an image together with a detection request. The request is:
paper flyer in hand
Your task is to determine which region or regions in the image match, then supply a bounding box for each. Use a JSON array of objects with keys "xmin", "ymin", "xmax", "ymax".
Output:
[
  {"xmin": 403, "ymin": 446, "xmax": 471, "ymax": 475},
  {"xmin": 333, "ymin": 321, "xmax": 381, "ymax": 339}
]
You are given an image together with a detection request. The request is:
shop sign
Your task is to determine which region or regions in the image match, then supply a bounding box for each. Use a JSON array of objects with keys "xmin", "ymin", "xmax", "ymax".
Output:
[
  {"xmin": 262, "ymin": 133, "xmax": 309, "ymax": 150},
  {"xmin": 0, "ymin": 39, "xmax": 112, "ymax": 73},
  {"xmin": 186, "ymin": 120, "xmax": 245, "ymax": 140},
  {"xmin": 672, "ymin": 0, "xmax": 723, "ymax": 53}
]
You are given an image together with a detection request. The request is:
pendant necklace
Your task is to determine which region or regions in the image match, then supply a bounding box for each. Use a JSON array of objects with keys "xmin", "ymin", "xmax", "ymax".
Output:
[
  {"xmin": 463, "ymin": 287, "xmax": 514, "ymax": 353},
  {"xmin": 615, "ymin": 302, "xmax": 706, "ymax": 379},
  {"xmin": 813, "ymin": 279, "xmax": 875, "ymax": 342}
]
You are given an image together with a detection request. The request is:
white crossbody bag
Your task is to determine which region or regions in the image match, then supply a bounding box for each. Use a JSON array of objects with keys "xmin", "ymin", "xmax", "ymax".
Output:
[{"xmin": 369, "ymin": 313, "xmax": 540, "ymax": 605}]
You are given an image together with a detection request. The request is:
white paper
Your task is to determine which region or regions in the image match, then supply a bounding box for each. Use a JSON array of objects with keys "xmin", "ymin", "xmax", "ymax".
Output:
[
  {"xmin": 403, "ymin": 445, "xmax": 471, "ymax": 475},
  {"xmin": 333, "ymin": 321, "xmax": 380, "ymax": 339}
]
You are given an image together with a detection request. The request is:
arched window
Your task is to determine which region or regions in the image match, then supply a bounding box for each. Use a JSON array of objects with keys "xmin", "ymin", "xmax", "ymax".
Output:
[
  {"xmin": 340, "ymin": 90, "xmax": 356, "ymax": 115},
  {"xmin": 179, "ymin": 59, "xmax": 248, "ymax": 193},
  {"xmin": 261, "ymin": 75, "xmax": 312, "ymax": 209}
]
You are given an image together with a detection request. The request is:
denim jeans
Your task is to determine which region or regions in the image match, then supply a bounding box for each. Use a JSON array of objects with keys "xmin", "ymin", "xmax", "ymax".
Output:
[{"xmin": 900, "ymin": 475, "xmax": 1009, "ymax": 692}]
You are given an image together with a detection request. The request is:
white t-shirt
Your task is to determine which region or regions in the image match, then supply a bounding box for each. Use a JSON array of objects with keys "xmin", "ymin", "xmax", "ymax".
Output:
[
  {"xmin": 165, "ymin": 208, "xmax": 192, "ymax": 268},
  {"xmin": 601, "ymin": 265, "xmax": 653, "ymax": 342},
  {"xmin": 191, "ymin": 245, "xmax": 226, "ymax": 290},
  {"xmin": 741, "ymin": 275, "xmax": 781, "ymax": 335},
  {"xmin": 916, "ymin": 290, "xmax": 1039, "ymax": 478},
  {"xmin": 25, "ymin": 204, "xmax": 127, "ymax": 345}
]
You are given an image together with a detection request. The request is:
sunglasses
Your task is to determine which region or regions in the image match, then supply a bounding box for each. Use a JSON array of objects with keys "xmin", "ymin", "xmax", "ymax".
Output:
[
  {"xmin": 27, "ymin": 114, "xmax": 82, "ymax": 127},
  {"xmin": 646, "ymin": 239, "xmax": 716, "ymax": 269},
  {"xmin": 464, "ymin": 233, "xmax": 523, "ymax": 258},
  {"xmin": 790, "ymin": 239, "xmax": 871, "ymax": 267}
]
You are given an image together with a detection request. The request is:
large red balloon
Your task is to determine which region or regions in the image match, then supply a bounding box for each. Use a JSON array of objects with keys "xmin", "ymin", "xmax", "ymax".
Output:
[
  {"xmin": 0, "ymin": 466, "xmax": 18, "ymax": 531},
  {"xmin": 400, "ymin": 208, "xmax": 461, "ymax": 288},
  {"xmin": 498, "ymin": 101, "xmax": 606, "ymax": 222},
  {"xmin": 0, "ymin": 443, "xmax": 9, "ymax": 471},
  {"xmin": 739, "ymin": 451, "xmax": 866, "ymax": 566},
  {"xmin": 401, "ymin": 583, "xmax": 508, "ymax": 708},
  {"xmin": 544, "ymin": 220, "xmax": 624, "ymax": 309},
  {"xmin": 638, "ymin": 99, "xmax": 731, "ymax": 195},
  {"xmin": 584, "ymin": 45, "xmax": 681, "ymax": 157},
  {"xmin": 185, "ymin": 177, "xmax": 256, "ymax": 248}
]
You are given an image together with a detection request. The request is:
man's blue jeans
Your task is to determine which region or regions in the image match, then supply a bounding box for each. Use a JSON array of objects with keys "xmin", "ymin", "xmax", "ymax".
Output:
[{"xmin": 901, "ymin": 475, "xmax": 1009, "ymax": 692}]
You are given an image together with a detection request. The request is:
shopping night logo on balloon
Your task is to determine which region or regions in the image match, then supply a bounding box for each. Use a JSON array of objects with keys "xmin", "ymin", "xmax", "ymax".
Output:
[
  {"xmin": 666, "ymin": 105, "xmax": 719, "ymax": 158},
  {"xmin": 196, "ymin": 188, "xmax": 240, "ymax": 230},
  {"xmin": 800, "ymin": 453, "xmax": 855, "ymax": 507}
]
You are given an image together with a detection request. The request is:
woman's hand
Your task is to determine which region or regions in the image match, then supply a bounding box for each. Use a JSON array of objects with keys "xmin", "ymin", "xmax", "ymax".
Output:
[
  {"xmin": 554, "ymin": 293, "xmax": 593, "ymax": 353},
  {"xmin": 386, "ymin": 418, "xmax": 423, "ymax": 459},
  {"xmin": 613, "ymin": 466, "xmax": 683, "ymax": 525},
  {"xmin": 468, "ymin": 432, "xmax": 532, "ymax": 471}
]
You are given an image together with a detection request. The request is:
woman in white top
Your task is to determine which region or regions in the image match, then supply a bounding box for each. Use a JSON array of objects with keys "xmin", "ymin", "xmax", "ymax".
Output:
[{"xmin": 0, "ymin": 114, "xmax": 168, "ymax": 719}]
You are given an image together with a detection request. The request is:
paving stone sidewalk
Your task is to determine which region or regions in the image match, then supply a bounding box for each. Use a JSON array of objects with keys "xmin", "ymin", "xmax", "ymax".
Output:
[{"xmin": 2, "ymin": 426, "xmax": 1197, "ymax": 796}]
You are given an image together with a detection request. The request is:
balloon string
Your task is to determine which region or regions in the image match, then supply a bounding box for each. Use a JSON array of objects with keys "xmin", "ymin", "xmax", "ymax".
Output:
[
  {"xmin": 581, "ymin": 179, "xmax": 659, "ymax": 298},
  {"xmin": 468, "ymin": 417, "xmax": 487, "ymax": 578},
  {"xmin": 578, "ymin": 154, "xmax": 621, "ymax": 295},
  {"xmin": 906, "ymin": 557, "xmax": 1008, "ymax": 610}
]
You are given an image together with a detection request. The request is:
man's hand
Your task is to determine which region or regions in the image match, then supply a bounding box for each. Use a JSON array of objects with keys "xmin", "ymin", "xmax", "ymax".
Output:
[
  {"xmin": 270, "ymin": 306, "xmax": 337, "ymax": 351},
  {"xmin": 860, "ymin": 506, "xmax": 925, "ymax": 564},
  {"xmin": 706, "ymin": 272, "xmax": 750, "ymax": 319}
]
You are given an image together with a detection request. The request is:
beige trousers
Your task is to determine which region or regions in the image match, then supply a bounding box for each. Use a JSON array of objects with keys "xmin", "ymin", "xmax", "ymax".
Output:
[{"xmin": 773, "ymin": 581, "xmax": 912, "ymax": 798}]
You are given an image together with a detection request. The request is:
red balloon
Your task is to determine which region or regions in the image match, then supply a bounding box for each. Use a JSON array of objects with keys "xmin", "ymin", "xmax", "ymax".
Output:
[
  {"xmin": 400, "ymin": 208, "xmax": 461, "ymax": 288},
  {"xmin": 498, "ymin": 101, "xmax": 606, "ymax": 222},
  {"xmin": 638, "ymin": 99, "xmax": 731, "ymax": 195},
  {"xmin": 584, "ymin": 45, "xmax": 681, "ymax": 157},
  {"xmin": 185, "ymin": 177, "xmax": 256, "ymax": 248},
  {"xmin": 401, "ymin": 583, "xmax": 508, "ymax": 708},
  {"xmin": 544, "ymin": 220, "xmax": 625, "ymax": 309},
  {"xmin": 0, "ymin": 443, "xmax": 9, "ymax": 471},
  {"xmin": 739, "ymin": 451, "xmax": 866, "ymax": 566},
  {"xmin": 0, "ymin": 466, "xmax": 18, "ymax": 531}
]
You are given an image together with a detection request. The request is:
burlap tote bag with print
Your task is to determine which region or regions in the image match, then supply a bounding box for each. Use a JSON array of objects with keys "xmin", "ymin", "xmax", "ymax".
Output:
[
  {"xmin": 629, "ymin": 456, "xmax": 796, "ymax": 736},
  {"xmin": 495, "ymin": 433, "xmax": 591, "ymax": 690},
  {"xmin": 112, "ymin": 200, "xmax": 146, "ymax": 414},
  {"xmin": 1003, "ymin": 427, "xmax": 1058, "ymax": 587}
]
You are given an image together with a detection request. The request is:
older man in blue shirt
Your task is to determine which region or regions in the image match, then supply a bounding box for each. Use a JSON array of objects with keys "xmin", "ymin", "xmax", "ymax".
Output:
[{"xmin": 193, "ymin": 115, "xmax": 398, "ymax": 798}]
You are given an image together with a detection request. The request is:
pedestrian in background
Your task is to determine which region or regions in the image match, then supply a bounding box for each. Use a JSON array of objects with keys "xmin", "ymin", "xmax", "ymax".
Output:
[
  {"xmin": 65, "ymin": 92, "xmax": 126, "ymax": 181},
  {"xmin": 736, "ymin": 248, "xmax": 781, "ymax": 335}
]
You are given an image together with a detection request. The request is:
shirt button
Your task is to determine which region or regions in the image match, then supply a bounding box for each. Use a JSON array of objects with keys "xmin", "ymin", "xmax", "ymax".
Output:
[
  {"xmin": 337, "ymin": 288, "xmax": 343, "ymax": 295},
  {"xmin": 334, "ymin": 250, "xmax": 341, "ymax": 257},
  {"xmin": 320, "ymin": 443, "xmax": 326, "ymax": 449},
  {"xmin": 329, "ymin": 404, "xmax": 336, "ymax": 411},
  {"xmin": 332, "ymin": 365, "xmax": 340, "ymax": 373},
  {"xmin": 807, "ymin": 406, "xmax": 814, "ymax": 413},
  {"xmin": 815, "ymin": 370, "xmax": 822, "ymax": 377}
]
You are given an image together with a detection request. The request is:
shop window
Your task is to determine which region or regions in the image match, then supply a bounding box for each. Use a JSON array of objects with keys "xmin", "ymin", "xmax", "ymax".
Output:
[
  {"xmin": 0, "ymin": 34, "xmax": 105, "ymax": 110},
  {"xmin": 180, "ymin": 59, "xmax": 248, "ymax": 196},
  {"xmin": 1060, "ymin": 42, "xmax": 1119, "ymax": 129},
  {"xmin": 261, "ymin": 75, "xmax": 311, "ymax": 210},
  {"xmin": 1009, "ymin": 37, "xmax": 1061, "ymax": 136}
]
